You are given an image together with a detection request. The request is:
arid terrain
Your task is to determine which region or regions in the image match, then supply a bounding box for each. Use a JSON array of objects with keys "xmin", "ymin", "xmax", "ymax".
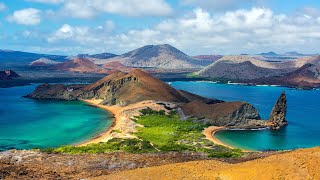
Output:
[{"xmin": 105, "ymin": 147, "xmax": 320, "ymax": 180}]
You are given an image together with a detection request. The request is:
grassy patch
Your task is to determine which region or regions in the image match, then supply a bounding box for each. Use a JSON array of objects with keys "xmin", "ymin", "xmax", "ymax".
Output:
[
  {"xmin": 42, "ymin": 138, "xmax": 157, "ymax": 154},
  {"xmin": 43, "ymin": 109, "xmax": 243, "ymax": 158},
  {"xmin": 186, "ymin": 72, "xmax": 202, "ymax": 78}
]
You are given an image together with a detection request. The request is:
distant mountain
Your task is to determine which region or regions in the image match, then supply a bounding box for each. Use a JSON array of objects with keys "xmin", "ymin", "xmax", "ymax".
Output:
[
  {"xmin": 30, "ymin": 58, "xmax": 60, "ymax": 66},
  {"xmin": 192, "ymin": 55, "xmax": 223, "ymax": 63},
  {"xmin": 284, "ymin": 51, "xmax": 305, "ymax": 56},
  {"xmin": 0, "ymin": 50, "xmax": 67, "ymax": 65},
  {"xmin": 55, "ymin": 58, "xmax": 107, "ymax": 74},
  {"xmin": 107, "ymin": 44, "xmax": 209, "ymax": 69},
  {"xmin": 196, "ymin": 56, "xmax": 291, "ymax": 80},
  {"xmin": 259, "ymin": 52, "xmax": 279, "ymax": 56},
  {"xmin": 277, "ymin": 63, "xmax": 320, "ymax": 87},
  {"xmin": 0, "ymin": 70, "xmax": 20, "ymax": 80},
  {"xmin": 103, "ymin": 61, "xmax": 133, "ymax": 73}
]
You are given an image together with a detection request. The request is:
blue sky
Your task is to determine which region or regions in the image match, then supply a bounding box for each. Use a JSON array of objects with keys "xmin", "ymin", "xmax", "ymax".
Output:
[{"xmin": 1, "ymin": 0, "xmax": 320, "ymax": 55}]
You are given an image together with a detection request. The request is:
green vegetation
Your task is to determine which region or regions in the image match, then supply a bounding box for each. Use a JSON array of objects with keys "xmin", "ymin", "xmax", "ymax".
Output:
[
  {"xmin": 42, "ymin": 138, "xmax": 157, "ymax": 154},
  {"xmin": 42, "ymin": 108, "xmax": 243, "ymax": 158},
  {"xmin": 186, "ymin": 72, "xmax": 202, "ymax": 78}
]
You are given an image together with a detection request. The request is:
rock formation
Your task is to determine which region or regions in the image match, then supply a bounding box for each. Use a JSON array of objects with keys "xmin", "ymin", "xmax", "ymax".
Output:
[
  {"xmin": 269, "ymin": 92, "xmax": 287, "ymax": 130},
  {"xmin": 181, "ymin": 100, "xmax": 266, "ymax": 128},
  {"xmin": 27, "ymin": 69, "xmax": 221, "ymax": 106}
]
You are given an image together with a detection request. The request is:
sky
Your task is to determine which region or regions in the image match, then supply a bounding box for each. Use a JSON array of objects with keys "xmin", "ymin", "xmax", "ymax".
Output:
[{"xmin": 1, "ymin": 0, "xmax": 320, "ymax": 55}]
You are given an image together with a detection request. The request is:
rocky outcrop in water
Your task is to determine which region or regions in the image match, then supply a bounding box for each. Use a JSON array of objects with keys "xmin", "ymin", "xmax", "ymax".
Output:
[{"xmin": 269, "ymin": 92, "xmax": 287, "ymax": 130}]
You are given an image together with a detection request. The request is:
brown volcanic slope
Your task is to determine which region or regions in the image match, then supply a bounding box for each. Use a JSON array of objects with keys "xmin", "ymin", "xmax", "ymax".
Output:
[
  {"xmin": 83, "ymin": 69, "xmax": 191, "ymax": 105},
  {"xmin": 104, "ymin": 147, "xmax": 320, "ymax": 180},
  {"xmin": 55, "ymin": 58, "xmax": 107, "ymax": 73},
  {"xmin": 196, "ymin": 55, "xmax": 295, "ymax": 80},
  {"xmin": 103, "ymin": 61, "xmax": 133, "ymax": 73},
  {"xmin": 277, "ymin": 63, "xmax": 320, "ymax": 87},
  {"xmin": 27, "ymin": 69, "xmax": 220, "ymax": 106}
]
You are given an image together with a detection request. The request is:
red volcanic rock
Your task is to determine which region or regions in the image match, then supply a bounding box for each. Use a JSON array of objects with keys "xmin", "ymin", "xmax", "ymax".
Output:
[
  {"xmin": 103, "ymin": 61, "xmax": 133, "ymax": 73},
  {"xmin": 55, "ymin": 58, "xmax": 108, "ymax": 74}
]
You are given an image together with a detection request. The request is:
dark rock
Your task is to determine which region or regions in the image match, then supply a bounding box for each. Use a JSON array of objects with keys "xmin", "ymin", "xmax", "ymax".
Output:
[
  {"xmin": 269, "ymin": 92, "xmax": 287, "ymax": 130},
  {"xmin": 0, "ymin": 70, "xmax": 20, "ymax": 80},
  {"xmin": 180, "ymin": 100, "xmax": 265, "ymax": 127}
]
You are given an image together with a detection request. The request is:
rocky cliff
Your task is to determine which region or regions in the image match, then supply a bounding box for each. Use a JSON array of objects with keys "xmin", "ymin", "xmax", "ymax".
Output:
[
  {"xmin": 181, "ymin": 100, "xmax": 265, "ymax": 128},
  {"xmin": 268, "ymin": 92, "xmax": 287, "ymax": 130},
  {"xmin": 27, "ymin": 69, "xmax": 220, "ymax": 106}
]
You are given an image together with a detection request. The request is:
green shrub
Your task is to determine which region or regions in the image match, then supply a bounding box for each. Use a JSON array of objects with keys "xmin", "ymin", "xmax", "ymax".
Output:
[{"xmin": 43, "ymin": 109, "xmax": 244, "ymax": 158}]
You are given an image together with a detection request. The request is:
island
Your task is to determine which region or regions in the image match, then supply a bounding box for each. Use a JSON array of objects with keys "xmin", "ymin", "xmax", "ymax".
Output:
[{"xmin": 27, "ymin": 69, "xmax": 287, "ymax": 148}]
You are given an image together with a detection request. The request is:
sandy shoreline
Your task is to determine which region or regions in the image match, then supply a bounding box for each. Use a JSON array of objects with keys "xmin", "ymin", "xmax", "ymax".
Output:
[
  {"xmin": 203, "ymin": 126, "xmax": 253, "ymax": 152},
  {"xmin": 78, "ymin": 99, "xmax": 121, "ymax": 146},
  {"xmin": 78, "ymin": 99, "xmax": 251, "ymax": 152},
  {"xmin": 203, "ymin": 126, "xmax": 235, "ymax": 149},
  {"xmin": 78, "ymin": 99, "xmax": 172, "ymax": 146}
]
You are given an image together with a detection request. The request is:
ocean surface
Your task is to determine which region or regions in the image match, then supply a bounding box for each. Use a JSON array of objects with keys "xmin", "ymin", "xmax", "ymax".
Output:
[
  {"xmin": 0, "ymin": 84, "xmax": 112, "ymax": 151},
  {"xmin": 171, "ymin": 81, "xmax": 320, "ymax": 151}
]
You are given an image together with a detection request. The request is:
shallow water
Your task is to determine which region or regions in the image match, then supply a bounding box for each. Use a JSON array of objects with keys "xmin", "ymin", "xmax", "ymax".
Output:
[
  {"xmin": 0, "ymin": 84, "xmax": 112, "ymax": 151},
  {"xmin": 171, "ymin": 81, "xmax": 320, "ymax": 151}
]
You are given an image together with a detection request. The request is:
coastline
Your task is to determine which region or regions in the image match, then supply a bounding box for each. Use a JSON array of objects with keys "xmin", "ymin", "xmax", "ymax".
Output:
[
  {"xmin": 78, "ymin": 99, "xmax": 172, "ymax": 146},
  {"xmin": 79, "ymin": 99, "xmax": 253, "ymax": 152},
  {"xmin": 78, "ymin": 99, "xmax": 121, "ymax": 146},
  {"xmin": 203, "ymin": 126, "xmax": 253, "ymax": 152}
]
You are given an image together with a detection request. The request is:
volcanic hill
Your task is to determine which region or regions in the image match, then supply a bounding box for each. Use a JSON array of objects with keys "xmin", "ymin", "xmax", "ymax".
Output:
[
  {"xmin": 106, "ymin": 44, "xmax": 209, "ymax": 69},
  {"xmin": 28, "ymin": 69, "xmax": 286, "ymax": 129},
  {"xmin": 55, "ymin": 58, "xmax": 107, "ymax": 74}
]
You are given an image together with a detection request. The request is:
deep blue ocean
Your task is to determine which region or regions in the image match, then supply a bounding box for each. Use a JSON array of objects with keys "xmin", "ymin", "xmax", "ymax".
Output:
[
  {"xmin": 171, "ymin": 81, "xmax": 320, "ymax": 151},
  {"xmin": 0, "ymin": 84, "xmax": 112, "ymax": 151}
]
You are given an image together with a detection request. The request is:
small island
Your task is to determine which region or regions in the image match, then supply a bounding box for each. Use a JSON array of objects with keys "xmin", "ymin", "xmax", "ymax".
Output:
[{"xmin": 26, "ymin": 69, "xmax": 287, "ymax": 154}]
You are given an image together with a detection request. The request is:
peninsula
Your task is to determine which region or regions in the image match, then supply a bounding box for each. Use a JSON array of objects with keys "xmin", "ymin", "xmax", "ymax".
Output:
[{"xmin": 27, "ymin": 69, "xmax": 287, "ymax": 148}]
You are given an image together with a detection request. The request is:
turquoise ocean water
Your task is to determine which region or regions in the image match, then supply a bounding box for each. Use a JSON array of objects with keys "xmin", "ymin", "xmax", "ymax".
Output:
[
  {"xmin": 171, "ymin": 81, "xmax": 320, "ymax": 151},
  {"xmin": 0, "ymin": 84, "xmax": 112, "ymax": 151}
]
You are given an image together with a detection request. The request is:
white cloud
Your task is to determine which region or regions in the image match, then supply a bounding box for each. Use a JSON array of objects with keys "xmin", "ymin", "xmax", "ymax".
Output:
[
  {"xmin": 42, "ymin": 7, "xmax": 320, "ymax": 55},
  {"xmin": 48, "ymin": 21, "xmax": 115, "ymax": 43},
  {"xmin": 26, "ymin": 0, "xmax": 64, "ymax": 4},
  {"xmin": 181, "ymin": 0, "xmax": 253, "ymax": 11},
  {"xmin": 60, "ymin": 0, "xmax": 172, "ymax": 18},
  {"xmin": 0, "ymin": 2, "xmax": 6, "ymax": 11},
  {"xmin": 7, "ymin": 8, "xmax": 42, "ymax": 25}
]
